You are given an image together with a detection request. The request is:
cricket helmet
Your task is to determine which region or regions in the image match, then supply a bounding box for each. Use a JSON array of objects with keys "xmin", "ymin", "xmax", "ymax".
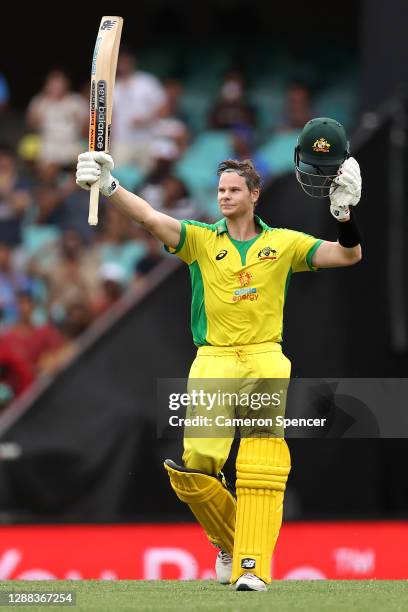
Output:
[{"xmin": 294, "ymin": 117, "xmax": 350, "ymax": 198}]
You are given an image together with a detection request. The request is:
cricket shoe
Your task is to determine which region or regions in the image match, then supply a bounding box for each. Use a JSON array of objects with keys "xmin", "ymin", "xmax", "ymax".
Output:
[
  {"xmin": 215, "ymin": 550, "xmax": 232, "ymax": 584},
  {"xmin": 235, "ymin": 573, "xmax": 267, "ymax": 591}
]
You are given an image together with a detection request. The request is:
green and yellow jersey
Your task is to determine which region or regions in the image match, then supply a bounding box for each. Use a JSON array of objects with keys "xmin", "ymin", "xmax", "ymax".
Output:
[{"xmin": 166, "ymin": 215, "xmax": 322, "ymax": 347}]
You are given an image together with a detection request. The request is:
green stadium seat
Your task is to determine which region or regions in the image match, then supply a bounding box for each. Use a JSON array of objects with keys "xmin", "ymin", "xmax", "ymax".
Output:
[
  {"xmin": 180, "ymin": 90, "xmax": 215, "ymax": 134},
  {"xmin": 138, "ymin": 48, "xmax": 178, "ymax": 79},
  {"xmin": 256, "ymin": 129, "xmax": 300, "ymax": 175},
  {"xmin": 314, "ymin": 88, "xmax": 357, "ymax": 130},
  {"xmin": 100, "ymin": 241, "xmax": 147, "ymax": 284},
  {"xmin": 248, "ymin": 88, "xmax": 286, "ymax": 133},
  {"xmin": 114, "ymin": 164, "xmax": 144, "ymax": 192},
  {"xmin": 22, "ymin": 225, "xmax": 61, "ymax": 258},
  {"xmin": 175, "ymin": 130, "xmax": 233, "ymax": 216}
]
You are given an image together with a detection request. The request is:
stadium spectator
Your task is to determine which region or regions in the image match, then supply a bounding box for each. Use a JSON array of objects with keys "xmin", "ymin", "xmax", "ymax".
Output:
[
  {"xmin": 138, "ymin": 139, "xmax": 195, "ymax": 219},
  {"xmin": 23, "ymin": 161, "xmax": 94, "ymax": 245},
  {"xmin": 112, "ymin": 48, "xmax": 166, "ymax": 170},
  {"xmin": 26, "ymin": 70, "xmax": 88, "ymax": 167},
  {"xmin": 97, "ymin": 207, "xmax": 146, "ymax": 283},
  {"xmin": 92, "ymin": 262, "xmax": 125, "ymax": 318},
  {"xmin": 0, "ymin": 337, "xmax": 34, "ymax": 403},
  {"xmin": 0, "ymin": 145, "xmax": 32, "ymax": 246},
  {"xmin": 153, "ymin": 79, "xmax": 190, "ymax": 156},
  {"xmin": 38, "ymin": 298, "xmax": 93, "ymax": 376},
  {"xmin": 0, "ymin": 242, "xmax": 35, "ymax": 325},
  {"xmin": 31, "ymin": 229, "xmax": 100, "ymax": 323},
  {"xmin": 55, "ymin": 171, "xmax": 96, "ymax": 244},
  {"xmin": 231, "ymin": 126, "xmax": 270, "ymax": 183},
  {"xmin": 160, "ymin": 175, "xmax": 195, "ymax": 219},
  {"xmin": 29, "ymin": 161, "xmax": 77, "ymax": 228},
  {"xmin": 162, "ymin": 78, "xmax": 189, "ymax": 123},
  {"xmin": 139, "ymin": 138, "xmax": 178, "ymax": 209},
  {"xmin": 279, "ymin": 82, "xmax": 312, "ymax": 131},
  {"xmin": 133, "ymin": 233, "xmax": 165, "ymax": 290},
  {"xmin": 209, "ymin": 71, "xmax": 256, "ymax": 131},
  {"xmin": 1, "ymin": 290, "xmax": 64, "ymax": 374}
]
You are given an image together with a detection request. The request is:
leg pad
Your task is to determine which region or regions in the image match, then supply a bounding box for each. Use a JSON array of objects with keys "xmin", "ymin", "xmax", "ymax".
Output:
[
  {"xmin": 164, "ymin": 459, "xmax": 236, "ymax": 555},
  {"xmin": 231, "ymin": 438, "xmax": 291, "ymax": 584}
]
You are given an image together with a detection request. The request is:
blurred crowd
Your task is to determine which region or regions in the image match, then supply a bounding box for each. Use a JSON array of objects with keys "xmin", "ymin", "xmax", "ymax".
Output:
[{"xmin": 0, "ymin": 48, "xmax": 316, "ymax": 406}]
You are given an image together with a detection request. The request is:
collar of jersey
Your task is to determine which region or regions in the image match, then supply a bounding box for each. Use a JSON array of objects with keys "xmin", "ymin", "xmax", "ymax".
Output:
[{"xmin": 214, "ymin": 215, "xmax": 270, "ymax": 235}]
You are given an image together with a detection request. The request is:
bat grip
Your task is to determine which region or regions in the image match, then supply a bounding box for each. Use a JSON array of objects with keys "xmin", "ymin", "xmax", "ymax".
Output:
[{"xmin": 88, "ymin": 180, "xmax": 100, "ymax": 226}]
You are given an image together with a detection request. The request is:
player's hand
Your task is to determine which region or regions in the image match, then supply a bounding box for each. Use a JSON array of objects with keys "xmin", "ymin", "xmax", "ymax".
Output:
[
  {"xmin": 76, "ymin": 152, "xmax": 119, "ymax": 197},
  {"xmin": 329, "ymin": 157, "xmax": 361, "ymax": 221}
]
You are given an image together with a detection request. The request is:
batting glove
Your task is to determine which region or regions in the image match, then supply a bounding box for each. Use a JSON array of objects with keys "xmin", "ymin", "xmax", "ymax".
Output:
[
  {"xmin": 76, "ymin": 152, "xmax": 119, "ymax": 197},
  {"xmin": 329, "ymin": 157, "xmax": 361, "ymax": 220}
]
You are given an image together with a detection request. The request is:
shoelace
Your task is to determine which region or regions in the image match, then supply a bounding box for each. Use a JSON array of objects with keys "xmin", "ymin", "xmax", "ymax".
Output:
[{"xmin": 219, "ymin": 550, "xmax": 232, "ymax": 563}]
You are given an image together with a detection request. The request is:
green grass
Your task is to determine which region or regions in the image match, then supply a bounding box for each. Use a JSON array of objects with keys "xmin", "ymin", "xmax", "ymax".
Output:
[{"xmin": 0, "ymin": 580, "xmax": 408, "ymax": 611}]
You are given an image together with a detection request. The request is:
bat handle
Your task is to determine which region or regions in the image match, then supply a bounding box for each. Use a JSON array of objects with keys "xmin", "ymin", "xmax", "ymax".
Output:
[{"xmin": 88, "ymin": 180, "xmax": 100, "ymax": 226}]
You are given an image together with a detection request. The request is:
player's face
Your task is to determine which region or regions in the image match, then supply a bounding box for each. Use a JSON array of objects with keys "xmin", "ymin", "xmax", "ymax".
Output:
[{"xmin": 218, "ymin": 172, "xmax": 258, "ymax": 218}]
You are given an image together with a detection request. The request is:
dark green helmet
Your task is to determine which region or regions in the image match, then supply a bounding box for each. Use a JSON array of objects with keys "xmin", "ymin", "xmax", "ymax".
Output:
[{"xmin": 294, "ymin": 117, "xmax": 350, "ymax": 198}]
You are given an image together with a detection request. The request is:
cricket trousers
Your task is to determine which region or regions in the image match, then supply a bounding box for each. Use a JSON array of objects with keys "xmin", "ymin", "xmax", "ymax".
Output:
[
  {"xmin": 176, "ymin": 341, "xmax": 292, "ymax": 584},
  {"xmin": 183, "ymin": 341, "xmax": 291, "ymax": 473}
]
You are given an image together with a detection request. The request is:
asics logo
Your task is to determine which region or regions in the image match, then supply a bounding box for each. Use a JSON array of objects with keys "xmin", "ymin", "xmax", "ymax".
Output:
[{"xmin": 216, "ymin": 250, "xmax": 228, "ymax": 260}]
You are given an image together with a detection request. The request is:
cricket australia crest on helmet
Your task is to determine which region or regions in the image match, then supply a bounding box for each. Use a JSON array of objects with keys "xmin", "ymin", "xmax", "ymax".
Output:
[
  {"xmin": 312, "ymin": 138, "xmax": 331, "ymax": 153},
  {"xmin": 294, "ymin": 117, "xmax": 350, "ymax": 198}
]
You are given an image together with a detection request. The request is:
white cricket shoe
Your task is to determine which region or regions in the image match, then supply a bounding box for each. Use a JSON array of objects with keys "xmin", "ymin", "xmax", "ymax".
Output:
[
  {"xmin": 215, "ymin": 550, "xmax": 232, "ymax": 584},
  {"xmin": 235, "ymin": 573, "xmax": 267, "ymax": 591}
]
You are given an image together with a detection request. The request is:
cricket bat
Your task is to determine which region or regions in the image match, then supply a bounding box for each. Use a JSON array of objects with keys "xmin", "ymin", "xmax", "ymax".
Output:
[{"xmin": 88, "ymin": 16, "xmax": 123, "ymax": 226}]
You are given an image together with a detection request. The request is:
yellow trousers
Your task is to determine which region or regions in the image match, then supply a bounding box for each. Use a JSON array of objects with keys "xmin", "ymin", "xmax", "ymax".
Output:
[
  {"xmin": 166, "ymin": 341, "xmax": 292, "ymax": 583},
  {"xmin": 183, "ymin": 342, "xmax": 291, "ymax": 474}
]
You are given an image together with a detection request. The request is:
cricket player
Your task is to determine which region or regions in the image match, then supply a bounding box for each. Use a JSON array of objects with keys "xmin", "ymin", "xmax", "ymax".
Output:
[{"xmin": 76, "ymin": 117, "xmax": 362, "ymax": 591}]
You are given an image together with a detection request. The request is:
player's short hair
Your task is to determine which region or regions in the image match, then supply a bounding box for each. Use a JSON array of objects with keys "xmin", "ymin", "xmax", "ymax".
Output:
[{"xmin": 217, "ymin": 159, "xmax": 261, "ymax": 192}]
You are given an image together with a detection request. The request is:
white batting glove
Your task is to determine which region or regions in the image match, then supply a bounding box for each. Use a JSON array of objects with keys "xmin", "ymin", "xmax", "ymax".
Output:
[
  {"xmin": 329, "ymin": 157, "xmax": 361, "ymax": 220},
  {"xmin": 76, "ymin": 152, "xmax": 119, "ymax": 197}
]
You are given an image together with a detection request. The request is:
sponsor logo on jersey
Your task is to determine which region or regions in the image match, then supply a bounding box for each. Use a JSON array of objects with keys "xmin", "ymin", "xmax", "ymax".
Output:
[
  {"xmin": 215, "ymin": 250, "xmax": 228, "ymax": 260},
  {"xmin": 312, "ymin": 138, "xmax": 331, "ymax": 153},
  {"xmin": 238, "ymin": 271, "xmax": 253, "ymax": 287},
  {"xmin": 258, "ymin": 246, "xmax": 277, "ymax": 261},
  {"xmin": 232, "ymin": 287, "xmax": 258, "ymax": 302}
]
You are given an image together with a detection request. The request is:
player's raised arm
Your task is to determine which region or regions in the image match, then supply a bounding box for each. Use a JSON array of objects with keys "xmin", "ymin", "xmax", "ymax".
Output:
[
  {"xmin": 76, "ymin": 151, "xmax": 181, "ymax": 248},
  {"xmin": 294, "ymin": 118, "xmax": 362, "ymax": 270},
  {"xmin": 311, "ymin": 156, "xmax": 362, "ymax": 269}
]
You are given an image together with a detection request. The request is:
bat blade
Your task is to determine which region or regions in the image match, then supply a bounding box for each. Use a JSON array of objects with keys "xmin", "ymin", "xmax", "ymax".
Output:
[{"xmin": 88, "ymin": 16, "xmax": 123, "ymax": 226}]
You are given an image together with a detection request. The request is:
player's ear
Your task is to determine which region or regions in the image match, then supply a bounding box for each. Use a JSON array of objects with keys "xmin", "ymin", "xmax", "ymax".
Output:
[{"xmin": 251, "ymin": 189, "xmax": 260, "ymax": 206}]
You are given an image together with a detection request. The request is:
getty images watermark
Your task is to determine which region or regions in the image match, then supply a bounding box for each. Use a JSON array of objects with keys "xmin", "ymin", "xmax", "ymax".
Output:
[
  {"xmin": 157, "ymin": 378, "xmax": 408, "ymax": 439},
  {"xmin": 166, "ymin": 388, "xmax": 326, "ymax": 430},
  {"xmin": 157, "ymin": 378, "xmax": 330, "ymax": 438}
]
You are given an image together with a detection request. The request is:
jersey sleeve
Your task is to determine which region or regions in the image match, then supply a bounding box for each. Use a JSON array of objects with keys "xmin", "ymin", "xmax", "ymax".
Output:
[
  {"xmin": 287, "ymin": 230, "xmax": 323, "ymax": 273},
  {"xmin": 164, "ymin": 220, "xmax": 206, "ymax": 265}
]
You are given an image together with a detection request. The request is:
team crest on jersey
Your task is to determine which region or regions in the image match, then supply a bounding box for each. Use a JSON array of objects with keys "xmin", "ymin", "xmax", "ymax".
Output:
[
  {"xmin": 312, "ymin": 138, "xmax": 331, "ymax": 153},
  {"xmin": 238, "ymin": 271, "xmax": 253, "ymax": 286},
  {"xmin": 257, "ymin": 246, "xmax": 277, "ymax": 260}
]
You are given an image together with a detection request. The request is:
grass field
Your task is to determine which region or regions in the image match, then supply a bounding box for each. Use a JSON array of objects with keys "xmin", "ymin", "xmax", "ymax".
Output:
[{"xmin": 0, "ymin": 580, "xmax": 408, "ymax": 611}]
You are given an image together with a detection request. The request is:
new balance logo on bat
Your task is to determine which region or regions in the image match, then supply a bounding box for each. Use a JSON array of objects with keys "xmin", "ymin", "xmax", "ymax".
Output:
[
  {"xmin": 101, "ymin": 20, "xmax": 116, "ymax": 31},
  {"xmin": 96, "ymin": 81, "xmax": 107, "ymax": 151}
]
